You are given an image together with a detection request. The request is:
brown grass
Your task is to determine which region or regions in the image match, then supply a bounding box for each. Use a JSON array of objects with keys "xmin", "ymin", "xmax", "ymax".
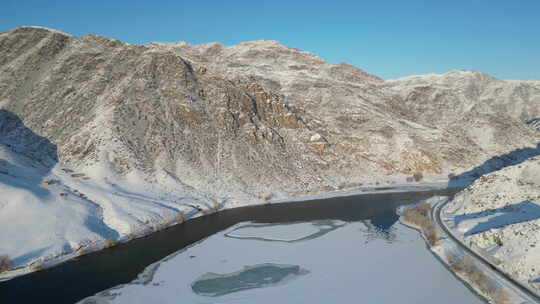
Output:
[
  {"xmin": 32, "ymin": 260, "xmax": 45, "ymax": 272},
  {"xmin": 336, "ymin": 182, "xmax": 364, "ymax": 190},
  {"xmin": 402, "ymin": 203, "xmax": 438, "ymax": 246},
  {"xmin": 174, "ymin": 211, "xmax": 185, "ymax": 223},
  {"xmin": 105, "ymin": 238, "xmax": 117, "ymax": 248},
  {"xmin": 446, "ymin": 253, "xmax": 510, "ymax": 304},
  {"xmin": 0, "ymin": 255, "xmax": 12, "ymax": 273},
  {"xmin": 423, "ymin": 226, "xmax": 438, "ymax": 246},
  {"xmin": 261, "ymin": 192, "xmax": 274, "ymax": 202},
  {"xmin": 402, "ymin": 203, "xmax": 431, "ymax": 227}
]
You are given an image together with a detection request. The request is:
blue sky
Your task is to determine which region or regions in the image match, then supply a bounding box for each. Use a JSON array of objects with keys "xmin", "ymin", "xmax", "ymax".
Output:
[{"xmin": 2, "ymin": 0, "xmax": 539, "ymax": 79}]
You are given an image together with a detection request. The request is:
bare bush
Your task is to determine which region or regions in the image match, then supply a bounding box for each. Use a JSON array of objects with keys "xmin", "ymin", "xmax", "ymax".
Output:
[
  {"xmin": 402, "ymin": 204, "xmax": 438, "ymax": 246},
  {"xmin": 448, "ymin": 254, "xmax": 510, "ymax": 303},
  {"xmin": 105, "ymin": 238, "xmax": 117, "ymax": 248},
  {"xmin": 402, "ymin": 203, "xmax": 431, "ymax": 227},
  {"xmin": 337, "ymin": 182, "xmax": 363, "ymax": 190},
  {"xmin": 0, "ymin": 255, "xmax": 12, "ymax": 272},
  {"xmin": 32, "ymin": 260, "xmax": 45, "ymax": 271},
  {"xmin": 413, "ymin": 172, "xmax": 424, "ymax": 182},
  {"xmin": 445, "ymin": 251, "xmax": 462, "ymax": 268},
  {"xmin": 261, "ymin": 192, "xmax": 274, "ymax": 202},
  {"xmin": 423, "ymin": 226, "xmax": 437, "ymax": 246},
  {"xmin": 174, "ymin": 211, "xmax": 185, "ymax": 223}
]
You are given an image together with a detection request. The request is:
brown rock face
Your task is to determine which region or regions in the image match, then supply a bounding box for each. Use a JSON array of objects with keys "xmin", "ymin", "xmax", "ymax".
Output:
[{"xmin": 0, "ymin": 26, "xmax": 539, "ymax": 197}]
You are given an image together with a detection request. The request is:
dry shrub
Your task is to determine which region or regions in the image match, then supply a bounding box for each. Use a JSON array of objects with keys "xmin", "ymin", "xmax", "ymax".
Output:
[
  {"xmin": 105, "ymin": 238, "xmax": 117, "ymax": 248},
  {"xmin": 337, "ymin": 182, "xmax": 363, "ymax": 190},
  {"xmin": 445, "ymin": 251, "xmax": 462, "ymax": 269},
  {"xmin": 402, "ymin": 203, "xmax": 431, "ymax": 227},
  {"xmin": 449, "ymin": 254, "xmax": 510, "ymax": 303},
  {"xmin": 491, "ymin": 290, "xmax": 510, "ymax": 304},
  {"xmin": 0, "ymin": 255, "xmax": 12, "ymax": 272},
  {"xmin": 413, "ymin": 172, "xmax": 424, "ymax": 182},
  {"xmin": 423, "ymin": 226, "xmax": 438, "ymax": 246},
  {"xmin": 174, "ymin": 211, "xmax": 185, "ymax": 223},
  {"xmin": 261, "ymin": 192, "xmax": 274, "ymax": 202},
  {"xmin": 32, "ymin": 260, "xmax": 45, "ymax": 271},
  {"xmin": 402, "ymin": 203, "xmax": 438, "ymax": 246}
]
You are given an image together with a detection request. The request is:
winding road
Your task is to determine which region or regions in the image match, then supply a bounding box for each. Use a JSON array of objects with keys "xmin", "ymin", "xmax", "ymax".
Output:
[{"xmin": 433, "ymin": 199, "xmax": 540, "ymax": 303}]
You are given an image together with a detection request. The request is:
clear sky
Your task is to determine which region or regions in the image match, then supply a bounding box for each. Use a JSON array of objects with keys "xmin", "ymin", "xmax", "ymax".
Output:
[{"xmin": 2, "ymin": 0, "xmax": 539, "ymax": 80}]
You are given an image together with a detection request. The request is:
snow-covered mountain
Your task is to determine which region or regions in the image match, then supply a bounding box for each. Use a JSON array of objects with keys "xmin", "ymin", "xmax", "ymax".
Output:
[{"xmin": 0, "ymin": 26, "xmax": 539, "ymax": 280}]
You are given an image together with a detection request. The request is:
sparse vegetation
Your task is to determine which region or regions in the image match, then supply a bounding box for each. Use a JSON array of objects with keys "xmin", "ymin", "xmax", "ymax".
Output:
[
  {"xmin": 0, "ymin": 255, "xmax": 12, "ymax": 272},
  {"xmin": 423, "ymin": 226, "xmax": 437, "ymax": 246},
  {"xmin": 402, "ymin": 203, "xmax": 431, "ymax": 227},
  {"xmin": 446, "ymin": 253, "xmax": 510, "ymax": 304},
  {"xmin": 32, "ymin": 260, "xmax": 45, "ymax": 272},
  {"xmin": 402, "ymin": 203, "xmax": 438, "ymax": 246},
  {"xmin": 105, "ymin": 238, "xmax": 117, "ymax": 248},
  {"xmin": 448, "ymin": 173, "xmax": 457, "ymax": 180},
  {"xmin": 125, "ymin": 232, "xmax": 137, "ymax": 241},
  {"xmin": 261, "ymin": 192, "xmax": 274, "ymax": 202},
  {"xmin": 413, "ymin": 171, "xmax": 424, "ymax": 182},
  {"xmin": 174, "ymin": 211, "xmax": 185, "ymax": 223},
  {"xmin": 336, "ymin": 182, "xmax": 363, "ymax": 190}
]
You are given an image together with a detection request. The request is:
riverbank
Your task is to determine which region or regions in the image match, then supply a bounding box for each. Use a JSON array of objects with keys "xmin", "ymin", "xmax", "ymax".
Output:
[
  {"xmin": 0, "ymin": 154, "xmax": 463, "ymax": 283},
  {"xmin": 0, "ymin": 187, "xmax": 476, "ymax": 304}
]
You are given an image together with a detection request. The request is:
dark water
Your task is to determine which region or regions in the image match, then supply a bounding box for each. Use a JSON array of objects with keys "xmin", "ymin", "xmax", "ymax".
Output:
[{"xmin": 0, "ymin": 188, "xmax": 461, "ymax": 304}]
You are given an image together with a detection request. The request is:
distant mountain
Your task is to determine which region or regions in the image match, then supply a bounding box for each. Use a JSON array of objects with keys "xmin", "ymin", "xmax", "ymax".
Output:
[{"xmin": 0, "ymin": 26, "xmax": 538, "ymax": 279}]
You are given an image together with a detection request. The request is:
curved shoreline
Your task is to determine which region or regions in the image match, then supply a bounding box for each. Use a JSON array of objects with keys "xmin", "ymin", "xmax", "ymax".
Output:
[
  {"xmin": 0, "ymin": 181, "xmax": 457, "ymax": 283},
  {"xmin": 0, "ymin": 186, "xmax": 463, "ymax": 304}
]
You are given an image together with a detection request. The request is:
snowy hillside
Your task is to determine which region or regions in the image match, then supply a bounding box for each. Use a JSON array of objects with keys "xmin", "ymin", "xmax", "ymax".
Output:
[{"xmin": 442, "ymin": 155, "xmax": 540, "ymax": 290}]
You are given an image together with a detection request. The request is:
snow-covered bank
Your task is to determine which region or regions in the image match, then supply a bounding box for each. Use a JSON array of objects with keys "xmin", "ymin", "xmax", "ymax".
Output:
[
  {"xmin": 399, "ymin": 197, "xmax": 535, "ymax": 303},
  {"xmin": 442, "ymin": 156, "xmax": 540, "ymax": 293},
  {"xmin": 0, "ymin": 155, "xmax": 463, "ymax": 283}
]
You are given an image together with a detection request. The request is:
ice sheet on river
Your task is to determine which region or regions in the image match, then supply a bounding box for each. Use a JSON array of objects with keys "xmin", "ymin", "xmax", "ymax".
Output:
[{"xmin": 79, "ymin": 219, "xmax": 484, "ymax": 304}]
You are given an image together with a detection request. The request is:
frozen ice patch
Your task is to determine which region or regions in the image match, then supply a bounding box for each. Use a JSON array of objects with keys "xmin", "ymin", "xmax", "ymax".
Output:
[
  {"xmin": 224, "ymin": 220, "xmax": 346, "ymax": 243},
  {"xmin": 191, "ymin": 263, "xmax": 309, "ymax": 297}
]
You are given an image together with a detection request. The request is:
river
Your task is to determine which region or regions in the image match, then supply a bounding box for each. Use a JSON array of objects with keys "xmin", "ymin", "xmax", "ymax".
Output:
[{"xmin": 0, "ymin": 188, "xmax": 485, "ymax": 303}]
